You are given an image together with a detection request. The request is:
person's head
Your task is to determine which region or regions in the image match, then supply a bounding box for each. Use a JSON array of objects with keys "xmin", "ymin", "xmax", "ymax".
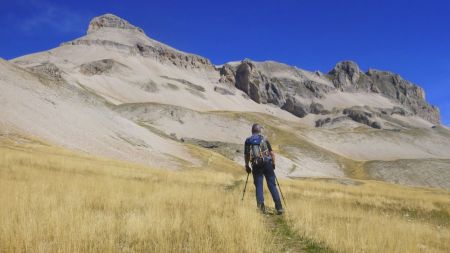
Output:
[{"xmin": 251, "ymin": 123, "xmax": 262, "ymax": 134}]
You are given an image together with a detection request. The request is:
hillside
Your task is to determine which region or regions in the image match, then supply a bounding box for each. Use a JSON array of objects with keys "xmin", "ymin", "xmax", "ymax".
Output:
[
  {"xmin": 1, "ymin": 13, "xmax": 450, "ymax": 189},
  {"xmin": 1, "ymin": 13, "xmax": 450, "ymax": 253},
  {"xmin": 1, "ymin": 135, "xmax": 449, "ymax": 252}
]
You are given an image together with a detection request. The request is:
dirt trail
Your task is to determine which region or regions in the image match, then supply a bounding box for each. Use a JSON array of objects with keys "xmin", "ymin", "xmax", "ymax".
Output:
[
  {"xmin": 264, "ymin": 210, "xmax": 307, "ymax": 253},
  {"xmin": 229, "ymin": 178, "xmax": 332, "ymax": 253},
  {"xmin": 264, "ymin": 211, "xmax": 334, "ymax": 253}
]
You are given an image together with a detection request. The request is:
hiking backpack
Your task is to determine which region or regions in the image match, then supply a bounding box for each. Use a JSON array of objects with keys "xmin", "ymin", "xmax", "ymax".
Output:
[{"xmin": 247, "ymin": 135, "xmax": 271, "ymax": 166}]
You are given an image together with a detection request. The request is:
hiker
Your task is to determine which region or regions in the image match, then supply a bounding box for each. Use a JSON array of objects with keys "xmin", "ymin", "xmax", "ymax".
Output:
[{"xmin": 244, "ymin": 123, "xmax": 284, "ymax": 214}]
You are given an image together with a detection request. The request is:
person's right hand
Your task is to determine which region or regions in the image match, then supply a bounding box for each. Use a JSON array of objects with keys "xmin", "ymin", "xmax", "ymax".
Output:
[{"xmin": 245, "ymin": 164, "xmax": 251, "ymax": 174}]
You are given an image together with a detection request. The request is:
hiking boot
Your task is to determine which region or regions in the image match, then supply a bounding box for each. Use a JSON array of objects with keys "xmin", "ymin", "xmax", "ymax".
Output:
[
  {"xmin": 257, "ymin": 202, "xmax": 266, "ymax": 214},
  {"xmin": 275, "ymin": 201, "xmax": 284, "ymax": 215}
]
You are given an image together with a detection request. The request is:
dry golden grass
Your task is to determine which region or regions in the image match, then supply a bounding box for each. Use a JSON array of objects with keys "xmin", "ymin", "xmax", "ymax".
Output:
[
  {"xmin": 283, "ymin": 179, "xmax": 450, "ymax": 253},
  {"xmin": 1, "ymin": 136, "xmax": 450, "ymax": 253},
  {"xmin": 0, "ymin": 138, "xmax": 275, "ymax": 253}
]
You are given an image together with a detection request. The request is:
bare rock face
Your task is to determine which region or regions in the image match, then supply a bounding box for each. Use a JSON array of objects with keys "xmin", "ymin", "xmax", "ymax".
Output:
[
  {"xmin": 343, "ymin": 107, "xmax": 382, "ymax": 129},
  {"xmin": 214, "ymin": 86, "xmax": 234, "ymax": 95},
  {"xmin": 315, "ymin": 116, "xmax": 352, "ymax": 128},
  {"xmin": 30, "ymin": 63, "xmax": 64, "ymax": 82},
  {"xmin": 80, "ymin": 59, "xmax": 125, "ymax": 76},
  {"xmin": 328, "ymin": 61, "xmax": 361, "ymax": 90},
  {"xmin": 134, "ymin": 43, "xmax": 213, "ymax": 70},
  {"xmin": 224, "ymin": 58, "xmax": 440, "ymax": 125},
  {"xmin": 230, "ymin": 60, "xmax": 335, "ymax": 115},
  {"xmin": 315, "ymin": 108, "xmax": 382, "ymax": 129},
  {"xmin": 366, "ymin": 69, "xmax": 440, "ymax": 124},
  {"xmin": 281, "ymin": 96, "xmax": 308, "ymax": 117},
  {"xmin": 87, "ymin": 14, "xmax": 144, "ymax": 34},
  {"xmin": 391, "ymin": 106, "xmax": 408, "ymax": 116},
  {"xmin": 235, "ymin": 60, "xmax": 285, "ymax": 105},
  {"xmin": 63, "ymin": 13, "xmax": 442, "ymax": 125},
  {"xmin": 328, "ymin": 63, "xmax": 439, "ymax": 124},
  {"xmin": 234, "ymin": 60, "xmax": 260, "ymax": 102},
  {"xmin": 310, "ymin": 102, "xmax": 329, "ymax": 115},
  {"xmin": 224, "ymin": 60, "xmax": 335, "ymax": 118},
  {"xmin": 315, "ymin": 117, "xmax": 331, "ymax": 127},
  {"xmin": 62, "ymin": 14, "xmax": 214, "ymax": 71},
  {"xmin": 218, "ymin": 64, "xmax": 236, "ymax": 84}
]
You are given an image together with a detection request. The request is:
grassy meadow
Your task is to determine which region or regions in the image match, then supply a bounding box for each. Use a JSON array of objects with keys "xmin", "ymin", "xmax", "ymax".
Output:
[
  {"xmin": 284, "ymin": 179, "xmax": 450, "ymax": 253},
  {"xmin": 1, "ymin": 136, "xmax": 449, "ymax": 252},
  {"xmin": 0, "ymin": 137, "xmax": 274, "ymax": 252}
]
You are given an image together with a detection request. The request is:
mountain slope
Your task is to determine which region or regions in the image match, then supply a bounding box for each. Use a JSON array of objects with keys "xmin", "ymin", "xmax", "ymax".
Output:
[
  {"xmin": 0, "ymin": 58, "xmax": 195, "ymax": 168},
  {"xmin": 1, "ymin": 13, "xmax": 450, "ymax": 188}
]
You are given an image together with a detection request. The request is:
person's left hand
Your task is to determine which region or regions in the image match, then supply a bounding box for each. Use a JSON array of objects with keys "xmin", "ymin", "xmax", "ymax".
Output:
[{"xmin": 245, "ymin": 164, "xmax": 251, "ymax": 174}]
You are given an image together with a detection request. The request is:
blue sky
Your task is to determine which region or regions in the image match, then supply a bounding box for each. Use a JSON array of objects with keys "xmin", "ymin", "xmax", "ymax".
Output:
[{"xmin": 1, "ymin": 0, "xmax": 449, "ymax": 125}]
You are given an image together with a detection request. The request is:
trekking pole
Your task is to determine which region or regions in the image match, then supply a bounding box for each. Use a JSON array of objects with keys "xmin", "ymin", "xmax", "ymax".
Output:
[
  {"xmin": 275, "ymin": 175, "xmax": 287, "ymax": 208},
  {"xmin": 241, "ymin": 173, "xmax": 250, "ymax": 201}
]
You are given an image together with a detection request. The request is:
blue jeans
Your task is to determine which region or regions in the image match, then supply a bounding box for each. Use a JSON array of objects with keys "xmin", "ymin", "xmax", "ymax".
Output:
[{"xmin": 252, "ymin": 161, "xmax": 282, "ymax": 208}]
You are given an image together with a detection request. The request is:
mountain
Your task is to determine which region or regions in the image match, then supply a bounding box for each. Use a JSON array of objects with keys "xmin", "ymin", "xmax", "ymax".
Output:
[
  {"xmin": 1, "ymin": 13, "xmax": 449, "ymax": 188},
  {"xmin": 225, "ymin": 59, "xmax": 440, "ymax": 126}
]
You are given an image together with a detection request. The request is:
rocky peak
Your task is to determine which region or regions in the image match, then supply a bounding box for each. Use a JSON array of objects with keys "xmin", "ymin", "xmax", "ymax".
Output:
[
  {"xmin": 221, "ymin": 59, "xmax": 440, "ymax": 125},
  {"xmin": 233, "ymin": 59, "xmax": 286, "ymax": 105},
  {"xmin": 328, "ymin": 61, "xmax": 361, "ymax": 89},
  {"xmin": 365, "ymin": 69, "xmax": 439, "ymax": 124},
  {"xmin": 87, "ymin": 14, "xmax": 144, "ymax": 34},
  {"xmin": 60, "ymin": 14, "xmax": 214, "ymax": 70}
]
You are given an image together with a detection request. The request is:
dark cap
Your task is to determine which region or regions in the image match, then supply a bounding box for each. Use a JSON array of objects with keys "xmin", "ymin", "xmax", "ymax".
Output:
[{"xmin": 251, "ymin": 123, "xmax": 262, "ymax": 134}]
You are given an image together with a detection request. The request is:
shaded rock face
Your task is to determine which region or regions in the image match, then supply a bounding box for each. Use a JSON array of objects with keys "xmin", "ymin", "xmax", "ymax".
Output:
[
  {"xmin": 315, "ymin": 116, "xmax": 349, "ymax": 128},
  {"xmin": 80, "ymin": 59, "xmax": 124, "ymax": 75},
  {"xmin": 30, "ymin": 63, "xmax": 64, "ymax": 82},
  {"xmin": 328, "ymin": 61, "xmax": 361, "ymax": 90},
  {"xmin": 218, "ymin": 64, "xmax": 236, "ymax": 84},
  {"xmin": 65, "ymin": 13, "xmax": 442, "ymax": 125},
  {"xmin": 232, "ymin": 60, "xmax": 334, "ymax": 118},
  {"xmin": 224, "ymin": 59, "xmax": 440, "ymax": 124},
  {"xmin": 315, "ymin": 108, "xmax": 382, "ymax": 129},
  {"xmin": 135, "ymin": 43, "xmax": 213, "ymax": 70},
  {"xmin": 214, "ymin": 86, "xmax": 234, "ymax": 95},
  {"xmin": 366, "ymin": 69, "xmax": 440, "ymax": 124},
  {"xmin": 160, "ymin": 76, "xmax": 205, "ymax": 92},
  {"xmin": 343, "ymin": 108, "xmax": 382, "ymax": 129},
  {"xmin": 87, "ymin": 14, "xmax": 144, "ymax": 34},
  {"xmin": 235, "ymin": 60, "xmax": 285, "ymax": 105},
  {"xmin": 310, "ymin": 102, "xmax": 329, "ymax": 115},
  {"xmin": 328, "ymin": 62, "xmax": 440, "ymax": 124},
  {"xmin": 381, "ymin": 106, "xmax": 411, "ymax": 117},
  {"xmin": 315, "ymin": 117, "xmax": 331, "ymax": 127},
  {"xmin": 281, "ymin": 96, "xmax": 308, "ymax": 117},
  {"xmin": 63, "ymin": 14, "xmax": 214, "ymax": 71},
  {"xmin": 63, "ymin": 40, "xmax": 213, "ymax": 71},
  {"xmin": 392, "ymin": 106, "xmax": 408, "ymax": 116}
]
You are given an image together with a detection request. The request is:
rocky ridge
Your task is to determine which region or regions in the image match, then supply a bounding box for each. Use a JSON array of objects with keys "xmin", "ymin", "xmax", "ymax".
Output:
[
  {"xmin": 3, "ymin": 13, "xmax": 450, "ymax": 189},
  {"xmin": 55, "ymin": 14, "xmax": 442, "ymax": 126},
  {"xmin": 14, "ymin": 13, "xmax": 442, "ymax": 127},
  {"xmin": 218, "ymin": 60, "xmax": 440, "ymax": 126}
]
